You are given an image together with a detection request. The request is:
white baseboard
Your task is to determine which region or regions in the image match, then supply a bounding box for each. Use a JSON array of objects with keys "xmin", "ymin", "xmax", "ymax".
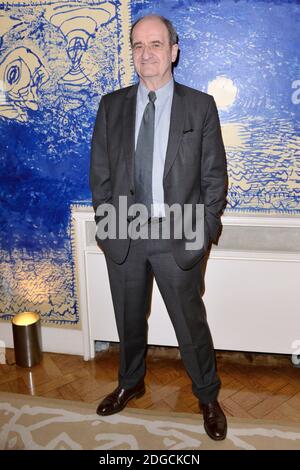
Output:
[{"xmin": 0, "ymin": 323, "xmax": 84, "ymax": 357}]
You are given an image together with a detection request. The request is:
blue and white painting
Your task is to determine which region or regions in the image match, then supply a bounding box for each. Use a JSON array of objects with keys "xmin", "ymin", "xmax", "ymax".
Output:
[
  {"xmin": 0, "ymin": 0, "xmax": 132, "ymax": 324},
  {"xmin": 0, "ymin": 0, "xmax": 299, "ymax": 325},
  {"xmin": 133, "ymin": 0, "xmax": 300, "ymax": 212}
]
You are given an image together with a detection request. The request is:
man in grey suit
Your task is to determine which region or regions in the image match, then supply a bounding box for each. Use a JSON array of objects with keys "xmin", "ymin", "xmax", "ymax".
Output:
[{"xmin": 90, "ymin": 14, "xmax": 228, "ymax": 440}]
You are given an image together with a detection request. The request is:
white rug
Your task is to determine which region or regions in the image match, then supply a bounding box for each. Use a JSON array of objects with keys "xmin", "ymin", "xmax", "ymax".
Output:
[{"xmin": 1, "ymin": 392, "xmax": 300, "ymax": 450}]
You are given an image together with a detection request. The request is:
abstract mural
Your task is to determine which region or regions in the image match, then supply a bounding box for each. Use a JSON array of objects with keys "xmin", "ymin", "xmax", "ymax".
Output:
[
  {"xmin": 133, "ymin": 0, "xmax": 300, "ymax": 213},
  {"xmin": 0, "ymin": 0, "xmax": 299, "ymax": 325},
  {"xmin": 0, "ymin": 0, "xmax": 132, "ymax": 325}
]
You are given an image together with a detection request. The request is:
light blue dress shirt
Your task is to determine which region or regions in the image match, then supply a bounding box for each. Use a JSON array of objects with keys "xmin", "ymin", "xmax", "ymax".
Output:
[{"xmin": 135, "ymin": 79, "xmax": 174, "ymax": 217}]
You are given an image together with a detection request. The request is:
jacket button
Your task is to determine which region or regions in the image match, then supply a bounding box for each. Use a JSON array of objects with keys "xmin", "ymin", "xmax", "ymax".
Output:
[{"xmin": 130, "ymin": 189, "xmax": 134, "ymax": 195}]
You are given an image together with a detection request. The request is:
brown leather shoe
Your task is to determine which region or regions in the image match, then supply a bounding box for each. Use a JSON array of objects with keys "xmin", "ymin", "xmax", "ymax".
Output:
[
  {"xmin": 201, "ymin": 400, "xmax": 227, "ymax": 441},
  {"xmin": 96, "ymin": 380, "xmax": 145, "ymax": 416}
]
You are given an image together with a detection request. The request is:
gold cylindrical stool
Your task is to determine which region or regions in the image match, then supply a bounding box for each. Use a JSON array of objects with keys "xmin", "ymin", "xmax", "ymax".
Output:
[{"xmin": 12, "ymin": 312, "xmax": 42, "ymax": 368}]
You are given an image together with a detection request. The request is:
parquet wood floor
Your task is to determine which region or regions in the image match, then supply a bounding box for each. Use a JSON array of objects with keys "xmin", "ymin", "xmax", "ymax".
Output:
[{"xmin": 1, "ymin": 346, "xmax": 299, "ymax": 424}]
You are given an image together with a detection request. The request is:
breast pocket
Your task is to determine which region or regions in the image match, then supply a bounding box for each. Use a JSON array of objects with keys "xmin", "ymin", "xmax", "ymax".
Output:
[
  {"xmin": 180, "ymin": 128, "xmax": 202, "ymax": 163},
  {"xmin": 182, "ymin": 128, "xmax": 202, "ymax": 138}
]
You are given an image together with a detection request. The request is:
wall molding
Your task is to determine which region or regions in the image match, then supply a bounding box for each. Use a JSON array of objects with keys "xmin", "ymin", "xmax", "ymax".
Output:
[{"xmin": 1, "ymin": 323, "xmax": 83, "ymax": 356}]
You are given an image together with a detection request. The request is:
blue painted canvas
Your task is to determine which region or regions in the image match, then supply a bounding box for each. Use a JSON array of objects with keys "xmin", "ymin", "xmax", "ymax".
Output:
[{"xmin": 0, "ymin": 0, "xmax": 299, "ymax": 325}]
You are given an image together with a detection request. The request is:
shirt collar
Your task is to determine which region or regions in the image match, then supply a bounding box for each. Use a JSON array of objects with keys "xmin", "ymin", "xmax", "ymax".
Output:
[{"xmin": 138, "ymin": 78, "xmax": 174, "ymax": 104}]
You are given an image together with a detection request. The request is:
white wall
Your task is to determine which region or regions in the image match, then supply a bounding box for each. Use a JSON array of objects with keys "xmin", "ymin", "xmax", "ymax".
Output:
[
  {"xmin": 73, "ymin": 207, "xmax": 300, "ymax": 360},
  {"xmin": 2, "ymin": 209, "xmax": 299, "ymax": 360}
]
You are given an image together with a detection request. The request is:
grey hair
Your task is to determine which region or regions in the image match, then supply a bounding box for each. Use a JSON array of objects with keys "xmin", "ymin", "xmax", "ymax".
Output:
[{"xmin": 130, "ymin": 14, "xmax": 179, "ymax": 46}]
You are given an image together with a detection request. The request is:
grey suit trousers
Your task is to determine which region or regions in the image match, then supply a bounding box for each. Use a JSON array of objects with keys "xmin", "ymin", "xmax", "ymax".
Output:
[{"xmin": 104, "ymin": 222, "xmax": 221, "ymax": 405}]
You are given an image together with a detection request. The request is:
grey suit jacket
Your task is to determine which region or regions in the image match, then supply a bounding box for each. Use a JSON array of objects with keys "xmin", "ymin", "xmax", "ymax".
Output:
[{"xmin": 90, "ymin": 81, "xmax": 228, "ymax": 269}]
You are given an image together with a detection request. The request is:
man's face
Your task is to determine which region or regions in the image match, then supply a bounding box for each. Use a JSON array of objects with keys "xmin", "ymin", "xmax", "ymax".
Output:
[{"xmin": 131, "ymin": 17, "xmax": 178, "ymax": 85}]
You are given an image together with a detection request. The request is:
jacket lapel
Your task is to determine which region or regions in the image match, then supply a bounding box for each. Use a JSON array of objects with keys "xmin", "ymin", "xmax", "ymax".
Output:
[
  {"xmin": 163, "ymin": 82, "xmax": 185, "ymax": 180},
  {"xmin": 123, "ymin": 84, "xmax": 138, "ymax": 190}
]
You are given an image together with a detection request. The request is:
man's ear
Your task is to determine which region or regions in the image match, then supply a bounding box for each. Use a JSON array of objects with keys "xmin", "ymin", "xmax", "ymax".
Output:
[{"xmin": 171, "ymin": 44, "xmax": 179, "ymax": 63}]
